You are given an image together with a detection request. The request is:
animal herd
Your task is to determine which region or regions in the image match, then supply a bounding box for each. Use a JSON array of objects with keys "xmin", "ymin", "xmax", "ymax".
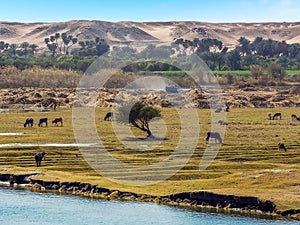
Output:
[
  {"xmin": 24, "ymin": 117, "xmax": 63, "ymax": 127},
  {"xmin": 27, "ymin": 108, "xmax": 298, "ymax": 167},
  {"xmin": 207, "ymin": 109, "xmax": 299, "ymax": 151},
  {"xmin": 25, "ymin": 112, "xmax": 114, "ymax": 128},
  {"xmin": 267, "ymin": 112, "xmax": 300, "ymax": 121},
  {"xmin": 28, "ymin": 113, "xmax": 114, "ymax": 167}
]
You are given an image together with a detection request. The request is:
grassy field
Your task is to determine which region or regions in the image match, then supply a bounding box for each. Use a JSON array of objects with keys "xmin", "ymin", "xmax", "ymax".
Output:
[
  {"xmin": 0, "ymin": 107, "xmax": 299, "ymax": 211},
  {"xmin": 213, "ymin": 70, "xmax": 300, "ymax": 76}
]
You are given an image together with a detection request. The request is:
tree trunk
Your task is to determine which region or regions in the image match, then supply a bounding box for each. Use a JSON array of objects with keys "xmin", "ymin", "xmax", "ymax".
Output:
[
  {"xmin": 146, "ymin": 129, "xmax": 152, "ymax": 137},
  {"xmin": 132, "ymin": 121, "xmax": 152, "ymax": 138}
]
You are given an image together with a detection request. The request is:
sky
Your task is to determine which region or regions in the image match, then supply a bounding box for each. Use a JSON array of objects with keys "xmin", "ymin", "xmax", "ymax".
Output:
[{"xmin": 0, "ymin": 0, "xmax": 299, "ymax": 23}]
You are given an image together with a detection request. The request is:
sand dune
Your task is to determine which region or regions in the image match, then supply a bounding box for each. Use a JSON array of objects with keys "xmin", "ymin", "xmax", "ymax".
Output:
[{"xmin": 0, "ymin": 20, "xmax": 299, "ymax": 49}]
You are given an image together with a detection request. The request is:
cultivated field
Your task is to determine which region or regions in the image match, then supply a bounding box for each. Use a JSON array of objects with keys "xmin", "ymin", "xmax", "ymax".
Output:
[{"xmin": 0, "ymin": 107, "xmax": 299, "ymax": 211}]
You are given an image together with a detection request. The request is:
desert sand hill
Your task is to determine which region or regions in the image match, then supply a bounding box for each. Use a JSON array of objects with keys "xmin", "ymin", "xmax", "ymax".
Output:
[{"xmin": 0, "ymin": 20, "xmax": 299, "ymax": 49}]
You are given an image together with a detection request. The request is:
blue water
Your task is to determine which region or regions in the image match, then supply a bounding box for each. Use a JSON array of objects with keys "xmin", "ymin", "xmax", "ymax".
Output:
[{"xmin": 0, "ymin": 188, "xmax": 299, "ymax": 225}]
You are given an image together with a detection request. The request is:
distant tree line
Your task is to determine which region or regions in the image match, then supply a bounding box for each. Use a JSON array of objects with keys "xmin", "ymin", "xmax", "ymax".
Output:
[
  {"xmin": 0, "ymin": 34, "xmax": 299, "ymax": 80},
  {"xmin": 174, "ymin": 37, "xmax": 299, "ymax": 71},
  {"xmin": 0, "ymin": 33, "xmax": 110, "ymax": 72}
]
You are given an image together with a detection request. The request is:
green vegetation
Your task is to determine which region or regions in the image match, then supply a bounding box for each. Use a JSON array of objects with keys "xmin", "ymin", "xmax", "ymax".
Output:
[
  {"xmin": 0, "ymin": 34, "xmax": 299, "ymax": 88},
  {"xmin": 0, "ymin": 34, "xmax": 108, "ymax": 72},
  {"xmin": 174, "ymin": 37, "xmax": 300, "ymax": 71},
  {"xmin": 0, "ymin": 107, "xmax": 299, "ymax": 211},
  {"xmin": 213, "ymin": 70, "xmax": 251, "ymax": 76}
]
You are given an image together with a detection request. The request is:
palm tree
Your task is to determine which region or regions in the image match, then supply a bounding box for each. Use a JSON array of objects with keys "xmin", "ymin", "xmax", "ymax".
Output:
[
  {"xmin": 47, "ymin": 43, "xmax": 57, "ymax": 56},
  {"xmin": 55, "ymin": 33, "xmax": 61, "ymax": 53},
  {"xmin": 95, "ymin": 37, "xmax": 100, "ymax": 44},
  {"xmin": 238, "ymin": 37, "xmax": 251, "ymax": 55},
  {"xmin": 0, "ymin": 41, "xmax": 5, "ymax": 52},
  {"xmin": 50, "ymin": 35, "xmax": 56, "ymax": 43},
  {"xmin": 44, "ymin": 38, "xmax": 50, "ymax": 45},
  {"xmin": 9, "ymin": 43, "xmax": 18, "ymax": 57},
  {"xmin": 66, "ymin": 37, "xmax": 78, "ymax": 55},
  {"xmin": 29, "ymin": 44, "xmax": 38, "ymax": 55},
  {"xmin": 78, "ymin": 41, "xmax": 86, "ymax": 49},
  {"xmin": 20, "ymin": 42, "xmax": 29, "ymax": 56}
]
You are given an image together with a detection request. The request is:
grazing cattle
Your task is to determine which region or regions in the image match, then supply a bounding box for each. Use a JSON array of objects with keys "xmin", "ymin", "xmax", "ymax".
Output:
[
  {"xmin": 52, "ymin": 117, "xmax": 63, "ymax": 126},
  {"xmin": 278, "ymin": 143, "xmax": 287, "ymax": 152},
  {"xmin": 38, "ymin": 118, "xmax": 48, "ymax": 127},
  {"xmin": 291, "ymin": 114, "xmax": 300, "ymax": 121},
  {"xmin": 104, "ymin": 112, "xmax": 113, "ymax": 121},
  {"xmin": 218, "ymin": 120, "xmax": 228, "ymax": 125},
  {"xmin": 215, "ymin": 107, "xmax": 222, "ymax": 113},
  {"xmin": 34, "ymin": 152, "xmax": 47, "ymax": 167},
  {"xmin": 24, "ymin": 118, "xmax": 33, "ymax": 128},
  {"xmin": 272, "ymin": 113, "xmax": 282, "ymax": 120},
  {"xmin": 206, "ymin": 132, "xmax": 222, "ymax": 144},
  {"xmin": 268, "ymin": 112, "xmax": 272, "ymax": 120},
  {"xmin": 224, "ymin": 104, "xmax": 230, "ymax": 112}
]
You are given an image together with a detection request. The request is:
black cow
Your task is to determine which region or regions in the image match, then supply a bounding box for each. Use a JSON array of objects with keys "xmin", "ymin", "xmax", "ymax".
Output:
[
  {"xmin": 38, "ymin": 118, "xmax": 48, "ymax": 127},
  {"xmin": 278, "ymin": 143, "xmax": 287, "ymax": 152},
  {"xmin": 206, "ymin": 132, "xmax": 222, "ymax": 144},
  {"xmin": 104, "ymin": 112, "xmax": 113, "ymax": 121},
  {"xmin": 224, "ymin": 104, "xmax": 230, "ymax": 112},
  {"xmin": 272, "ymin": 113, "xmax": 282, "ymax": 120},
  {"xmin": 291, "ymin": 114, "xmax": 300, "ymax": 121},
  {"xmin": 34, "ymin": 152, "xmax": 47, "ymax": 167},
  {"xmin": 24, "ymin": 118, "xmax": 33, "ymax": 128},
  {"xmin": 52, "ymin": 117, "xmax": 63, "ymax": 126},
  {"xmin": 218, "ymin": 120, "xmax": 228, "ymax": 125}
]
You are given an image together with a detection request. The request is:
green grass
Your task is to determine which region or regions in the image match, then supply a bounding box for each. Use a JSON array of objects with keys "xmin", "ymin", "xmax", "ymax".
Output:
[
  {"xmin": 213, "ymin": 70, "xmax": 251, "ymax": 76},
  {"xmin": 286, "ymin": 70, "xmax": 300, "ymax": 75},
  {"xmin": 151, "ymin": 70, "xmax": 188, "ymax": 77},
  {"xmin": 0, "ymin": 107, "xmax": 299, "ymax": 210}
]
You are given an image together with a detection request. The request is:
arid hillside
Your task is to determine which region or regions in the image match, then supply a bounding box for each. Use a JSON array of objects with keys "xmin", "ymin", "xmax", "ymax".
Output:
[{"xmin": 0, "ymin": 20, "xmax": 299, "ymax": 49}]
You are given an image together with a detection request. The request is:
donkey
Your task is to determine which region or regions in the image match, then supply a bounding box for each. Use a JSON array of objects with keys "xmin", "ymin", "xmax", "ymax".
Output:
[
  {"xmin": 34, "ymin": 152, "xmax": 47, "ymax": 167},
  {"xmin": 38, "ymin": 118, "xmax": 48, "ymax": 127},
  {"xmin": 272, "ymin": 113, "xmax": 282, "ymax": 120},
  {"xmin": 268, "ymin": 112, "xmax": 272, "ymax": 120},
  {"xmin": 215, "ymin": 107, "xmax": 222, "ymax": 113},
  {"xmin": 24, "ymin": 118, "xmax": 34, "ymax": 128},
  {"xmin": 52, "ymin": 117, "xmax": 63, "ymax": 126},
  {"xmin": 104, "ymin": 112, "xmax": 113, "ymax": 121},
  {"xmin": 218, "ymin": 120, "xmax": 228, "ymax": 125},
  {"xmin": 206, "ymin": 132, "xmax": 222, "ymax": 144},
  {"xmin": 278, "ymin": 143, "xmax": 287, "ymax": 152},
  {"xmin": 224, "ymin": 104, "xmax": 230, "ymax": 112}
]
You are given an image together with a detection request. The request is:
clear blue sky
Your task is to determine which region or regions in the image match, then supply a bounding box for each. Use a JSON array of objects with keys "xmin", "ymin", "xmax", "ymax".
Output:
[{"xmin": 0, "ymin": 0, "xmax": 299, "ymax": 23}]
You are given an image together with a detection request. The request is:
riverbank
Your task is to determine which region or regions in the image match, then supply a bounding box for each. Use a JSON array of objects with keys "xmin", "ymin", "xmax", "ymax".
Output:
[
  {"xmin": 0, "ymin": 107, "xmax": 300, "ymax": 214},
  {"xmin": 1, "ymin": 173, "xmax": 299, "ymax": 221}
]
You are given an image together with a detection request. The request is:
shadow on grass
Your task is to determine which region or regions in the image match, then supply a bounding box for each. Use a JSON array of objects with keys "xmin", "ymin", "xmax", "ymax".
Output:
[{"xmin": 121, "ymin": 136, "xmax": 168, "ymax": 142}]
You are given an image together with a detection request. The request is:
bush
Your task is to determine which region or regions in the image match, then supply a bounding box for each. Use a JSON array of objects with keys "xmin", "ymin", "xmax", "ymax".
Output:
[
  {"xmin": 268, "ymin": 63, "xmax": 286, "ymax": 82},
  {"xmin": 250, "ymin": 65, "xmax": 264, "ymax": 80}
]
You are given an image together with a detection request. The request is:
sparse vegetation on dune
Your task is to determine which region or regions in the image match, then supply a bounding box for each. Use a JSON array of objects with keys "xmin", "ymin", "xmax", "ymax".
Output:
[{"xmin": 0, "ymin": 107, "xmax": 299, "ymax": 211}]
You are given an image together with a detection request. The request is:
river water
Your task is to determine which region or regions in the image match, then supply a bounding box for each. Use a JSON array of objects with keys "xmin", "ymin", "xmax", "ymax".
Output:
[{"xmin": 0, "ymin": 188, "xmax": 298, "ymax": 225}]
